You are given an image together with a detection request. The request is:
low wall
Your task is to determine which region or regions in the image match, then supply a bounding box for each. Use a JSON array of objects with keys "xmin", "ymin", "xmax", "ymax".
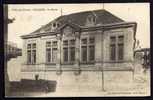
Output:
[{"xmin": 21, "ymin": 71, "xmax": 133, "ymax": 92}]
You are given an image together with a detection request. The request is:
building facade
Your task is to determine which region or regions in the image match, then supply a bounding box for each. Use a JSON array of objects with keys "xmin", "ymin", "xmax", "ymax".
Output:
[
  {"xmin": 6, "ymin": 41, "xmax": 22, "ymax": 60},
  {"xmin": 21, "ymin": 9, "xmax": 137, "ymax": 76}
]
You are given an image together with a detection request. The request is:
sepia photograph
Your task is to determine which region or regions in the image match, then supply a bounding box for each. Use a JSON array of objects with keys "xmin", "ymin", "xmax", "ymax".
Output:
[{"xmin": 4, "ymin": 3, "xmax": 150, "ymax": 97}]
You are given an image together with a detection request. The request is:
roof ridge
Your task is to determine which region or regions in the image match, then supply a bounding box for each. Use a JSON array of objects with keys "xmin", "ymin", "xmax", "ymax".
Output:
[{"xmin": 30, "ymin": 9, "xmax": 125, "ymax": 35}]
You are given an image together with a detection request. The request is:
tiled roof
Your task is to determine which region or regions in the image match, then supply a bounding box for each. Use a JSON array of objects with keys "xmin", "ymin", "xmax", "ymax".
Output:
[{"xmin": 31, "ymin": 9, "xmax": 124, "ymax": 34}]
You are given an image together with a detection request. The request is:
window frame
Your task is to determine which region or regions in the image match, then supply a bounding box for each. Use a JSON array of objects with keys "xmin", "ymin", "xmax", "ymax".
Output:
[
  {"xmin": 81, "ymin": 36, "xmax": 95, "ymax": 64},
  {"xmin": 110, "ymin": 36, "xmax": 116, "ymax": 61},
  {"xmin": 62, "ymin": 39, "xmax": 76, "ymax": 64},
  {"xmin": 109, "ymin": 35, "xmax": 124, "ymax": 62},
  {"xmin": 46, "ymin": 41, "xmax": 52, "ymax": 63},
  {"xmin": 88, "ymin": 37, "xmax": 95, "ymax": 62},
  {"xmin": 81, "ymin": 38, "xmax": 88, "ymax": 63},
  {"xmin": 117, "ymin": 35, "xmax": 124, "ymax": 61},
  {"xmin": 46, "ymin": 41, "xmax": 58, "ymax": 64},
  {"xmin": 27, "ymin": 43, "xmax": 36, "ymax": 64},
  {"xmin": 69, "ymin": 39, "xmax": 75, "ymax": 62},
  {"xmin": 89, "ymin": 45, "xmax": 95, "ymax": 62},
  {"xmin": 63, "ymin": 47, "xmax": 68, "ymax": 62},
  {"xmin": 27, "ymin": 50, "xmax": 31, "ymax": 64},
  {"xmin": 46, "ymin": 48, "xmax": 51, "ymax": 63}
]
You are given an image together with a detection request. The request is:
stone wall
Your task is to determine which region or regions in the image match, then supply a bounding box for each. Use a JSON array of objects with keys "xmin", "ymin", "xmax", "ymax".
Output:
[{"xmin": 20, "ymin": 71, "xmax": 133, "ymax": 91}]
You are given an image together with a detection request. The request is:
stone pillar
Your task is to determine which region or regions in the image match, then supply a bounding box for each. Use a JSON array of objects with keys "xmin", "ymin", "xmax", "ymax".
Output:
[
  {"xmin": 74, "ymin": 32, "xmax": 81, "ymax": 75},
  {"xmin": 56, "ymin": 34, "xmax": 62, "ymax": 75}
]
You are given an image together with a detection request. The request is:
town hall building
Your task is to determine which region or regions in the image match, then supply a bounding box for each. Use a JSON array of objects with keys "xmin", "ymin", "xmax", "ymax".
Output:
[{"xmin": 21, "ymin": 9, "xmax": 137, "ymax": 76}]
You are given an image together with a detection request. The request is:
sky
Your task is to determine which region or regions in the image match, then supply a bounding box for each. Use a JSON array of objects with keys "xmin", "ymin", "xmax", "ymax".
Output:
[{"xmin": 8, "ymin": 3, "xmax": 150, "ymax": 48}]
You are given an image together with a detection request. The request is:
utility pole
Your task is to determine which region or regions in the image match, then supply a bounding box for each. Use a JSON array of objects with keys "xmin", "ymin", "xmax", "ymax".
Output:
[
  {"xmin": 101, "ymin": 30, "xmax": 105, "ymax": 91},
  {"xmin": 61, "ymin": 8, "xmax": 63, "ymax": 16},
  {"xmin": 102, "ymin": 3, "xmax": 104, "ymax": 10},
  {"xmin": 101, "ymin": 3, "xmax": 105, "ymax": 91}
]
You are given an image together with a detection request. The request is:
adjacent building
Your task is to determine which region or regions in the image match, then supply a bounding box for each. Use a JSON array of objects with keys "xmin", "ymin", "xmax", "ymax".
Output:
[
  {"xmin": 6, "ymin": 41, "xmax": 22, "ymax": 60},
  {"xmin": 21, "ymin": 9, "xmax": 137, "ymax": 76},
  {"xmin": 134, "ymin": 48, "xmax": 150, "ymax": 67}
]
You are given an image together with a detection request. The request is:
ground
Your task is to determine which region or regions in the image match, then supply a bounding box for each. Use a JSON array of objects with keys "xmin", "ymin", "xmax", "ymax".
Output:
[{"xmin": 6, "ymin": 56, "xmax": 150, "ymax": 97}]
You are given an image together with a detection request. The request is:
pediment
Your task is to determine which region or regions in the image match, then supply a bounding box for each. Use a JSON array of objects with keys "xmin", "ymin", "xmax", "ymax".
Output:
[
  {"xmin": 63, "ymin": 25, "xmax": 74, "ymax": 37},
  {"xmin": 60, "ymin": 23, "xmax": 80, "ymax": 37}
]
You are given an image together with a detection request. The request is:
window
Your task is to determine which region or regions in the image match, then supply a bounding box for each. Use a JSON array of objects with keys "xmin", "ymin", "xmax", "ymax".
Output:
[
  {"xmin": 118, "ymin": 36, "xmax": 124, "ymax": 60},
  {"xmin": 27, "ymin": 44, "xmax": 31, "ymax": 64},
  {"xmin": 82, "ymin": 46, "xmax": 87, "ymax": 62},
  {"xmin": 52, "ymin": 41, "xmax": 58, "ymax": 63},
  {"xmin": 89, "ymin": 37, "xmax": 95, "ymax": 61},
  {"xmin": 63, "ymin": 48, "xmax": 68, "ymax": 62},
  {"xmin": 63, "ymin": 40, "xmax": 68, "ymax": 62},
  {"xmin": 32, "ymin": 43, "xmax": 36, "ymax": 64},
  {"xmin": 52, "ymin": 48, "xmax": 57, "ymax": 63},
  {"xmin": 63, "ymin": 40, "xmax": 68, "ymax": 46},
  {"xmin": 27, "ymin": 50, "xmax": 31, "ymax": 64},
  {"xmin": 110, "ymin": 36, "xmax": 116, "ymax": 43},
  {"xmin": 46, "ymin": 42, "xmax": 51, "ymax": 63},
  {"xmin": 69, "ymin": 39, "xmax": 75, "ymax": 62},
  {"xmin": 89, "ymin": 37, "xmax": 95, "ymax": 44},
  {"xmin": 81, "ymin": 38, "xmax": 87, "ymax": 45},
  {"xmin": 81, "ymin": 38, "xmax": 87, "ymax": 62},
  {"xmin": 46, "ymin": 41, "xmax": 57, "ymax": 63},
  {"xmin": 81, "ymin": 37, "xmax": 95, "ymax": 63},
  {"xmin": 32, "ymin": 50, "xmax": 36, "ymax": 64},
  {"xmin": 70, "ymin": 47, "xmax": 75, "ymax": 62},
  {"xmin": 110, "ymin": 35, "xmax": 124, "ymax": 61},
  {"xmin": 32, "ymin": 43, "xmax": 36, "ymax": 49},
  {"xmin": 110, "ymin": 37, "xmax": 116, "ymax": 61},
  {"xmin": 89, "ymin": 46, "xmax": 95, "ymax": 61},
  {"xmin": 63, "ymin": 39, "xmax": 75, "ymax": 63},
  {"xmin": 52, "ymin": 41, "xmax": 57, "ymax": 46},
  {"xmin": 110, "ymin": 44, "xmax": 116, "ymax": 60},
  {"xmin": 46, "ymin": 48, "xmax": 51, "ymax": 63},
  {"xmin": 27, "ymin": 43, "xmax": 36, "ymax": 64},
  {"xmin": 27, "ymin": 44, "xmax": 31, "ymax": 49},
  {"xmin": 118, "ymin": 44, "xmax": 123, "ymax": 60},
  {"xmin": 70, "ymin": 39, "xmax": 75, "ymax": 45},
  {"xmin": 46, "ymin": 42, "xmax": 51, "ymax": 47}
]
